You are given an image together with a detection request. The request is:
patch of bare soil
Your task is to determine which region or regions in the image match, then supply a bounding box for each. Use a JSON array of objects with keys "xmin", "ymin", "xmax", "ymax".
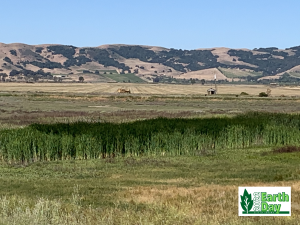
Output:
[{"xmin": 273, "ymin": 146, "xmax": 300, "ymax": 153}]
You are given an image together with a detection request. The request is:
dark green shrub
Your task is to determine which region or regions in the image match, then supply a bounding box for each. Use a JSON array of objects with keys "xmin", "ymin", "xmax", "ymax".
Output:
[
  {"xmin": 259, "ymin": 92, "xmax": 268, "ymax": 97},
  {"xmin": 240, "ymin": 92, "xmax": 249, "ymax": 95}
]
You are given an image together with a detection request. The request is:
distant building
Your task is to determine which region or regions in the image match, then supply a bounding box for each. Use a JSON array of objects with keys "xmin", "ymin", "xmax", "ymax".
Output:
[{"xmin": 207, "ymin": 88, "xmax": 217, "ymax": 95}]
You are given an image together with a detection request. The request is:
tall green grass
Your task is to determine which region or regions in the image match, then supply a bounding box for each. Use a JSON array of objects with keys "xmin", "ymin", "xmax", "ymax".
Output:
[{"xmin": 1, "ymin": 112, "xmax": 300, "ymax": 163}]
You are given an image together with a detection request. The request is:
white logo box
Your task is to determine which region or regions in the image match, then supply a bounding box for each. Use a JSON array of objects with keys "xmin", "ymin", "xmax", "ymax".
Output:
[{"xmin": 238, "ymin": 187, "xmax": 291, "ymax": 216}]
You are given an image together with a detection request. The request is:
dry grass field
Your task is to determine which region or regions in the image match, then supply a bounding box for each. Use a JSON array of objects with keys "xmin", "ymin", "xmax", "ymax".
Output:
[
  {"xmin": 1, "ymin": 83, "xmax": 300, "ymax": 96},
  {"xmin": 1, "ymin": 82, "xmax": 300, "ymax": 126}
]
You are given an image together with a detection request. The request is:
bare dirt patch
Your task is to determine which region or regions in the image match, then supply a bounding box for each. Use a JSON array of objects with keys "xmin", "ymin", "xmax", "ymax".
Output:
[{"xmin": 273, "ymin": 146, "xmax": 300, "ymax": 154}]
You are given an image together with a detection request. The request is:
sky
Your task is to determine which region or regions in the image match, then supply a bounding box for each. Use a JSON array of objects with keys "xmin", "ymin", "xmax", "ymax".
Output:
[{"xmin": 1, "ymin": 0, "xmax": 300, "ymax": 50}]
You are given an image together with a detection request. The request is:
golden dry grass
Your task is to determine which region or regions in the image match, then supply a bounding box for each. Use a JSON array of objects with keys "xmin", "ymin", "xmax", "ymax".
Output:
[
  {"xmin": 210, "ymin": 47, "xmax": 257, "ymax": 68},
  {"xmin": 119, "ymin": 181, "xmax": 300, "ymax": 224},
  {"xmin": 173, "ymin": 68, "xmax": 226, "ymax": 80},
  {"xmin": 1, "ymin": 83, "xmax": 300, "ymax": 96},
  {"xmin": 1, "ymin": 182, "xmax": 298, "ymax": 225},
  {"xmin": 119, "ymin": 58, "xmax": 181, "ymax": 76}
]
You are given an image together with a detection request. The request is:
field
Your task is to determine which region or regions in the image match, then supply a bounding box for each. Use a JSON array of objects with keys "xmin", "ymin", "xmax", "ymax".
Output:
[
  {"xmin": 1, "ymin": 83, "xmax": 300, "ymax": 224},
  {"xmin": 1, "ymin": 82, "xmax": 300, "ymax": 95},
  {"xmin": 218, "ymin": 68, "xmax": 263, "ymax": 79},
  {"xmin": 52, "ymin": 71, "xmax": 146, "ymax": 83},
  {"xmin": 101, "ymin": 73, "xmax": 145, "ymax": 83},
  {"xmin": 289, "ymin": 72, "xmax": 300, "ymax": 78}
]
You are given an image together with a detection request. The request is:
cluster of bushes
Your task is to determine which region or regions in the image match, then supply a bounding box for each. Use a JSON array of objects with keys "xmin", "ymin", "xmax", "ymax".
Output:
[
  {"xmin": 4, "ymin": 44, "xmax": 300, "ymax": 76},
  {"xmin": 22, "ymin": 60, "xmax": 63, "ymax": 69},
  {"xmin": 87, "ymin": 49, "xmax": 130, "ymax": 71},
  {"xmin": 253, "ymin": 47, "xmax": 288, "ymax": 57},
  {"xmin": 259, "ymin": 92, "xmax": 268, "ymax": 97},
  {"xmin": 228, "ymin": 47, "xmax": 300, "ymax": 75},
  {"xmin": 47, "ymin": 45, "xmax": 76, "ymax": 59},
  {"xmin": 9, "ymin": 50, "xmax": 17, "ymax": 56},
  {"xmin": 63, "ymin": 56, "xmax": 92, "ymax": 67},
  {"xmin": 240, "ymin": 92, "xmax": 249, "ymax": 95},
  {"xmin": 277, "ymin": 73, "xmax": 300, "ymax": 83},
  {"xmin": 35, "ymin": 47, "xmax": 43, "ymax": 53},
  {"xmin": 3, "ymin": 57, "xmax": 13, "ymax": 64},
  {"xmin": 9, "ymin": 69, "xmax": 51, "ymax": 77},
  {"xmin": 109, "ymin": 46, "xmax": 220, "ymax": 72}
]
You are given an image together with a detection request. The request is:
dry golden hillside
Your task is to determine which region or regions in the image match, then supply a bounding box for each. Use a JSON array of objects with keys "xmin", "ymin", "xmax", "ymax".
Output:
[{"xmin": 1, "ymin": 43, "xmax": 300, "ymax": 82}]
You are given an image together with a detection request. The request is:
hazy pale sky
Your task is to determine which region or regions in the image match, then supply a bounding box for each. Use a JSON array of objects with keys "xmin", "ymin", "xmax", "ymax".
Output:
[{"xmin": 1, "ymin": 0, "xmax": 299, "ymax": 50}]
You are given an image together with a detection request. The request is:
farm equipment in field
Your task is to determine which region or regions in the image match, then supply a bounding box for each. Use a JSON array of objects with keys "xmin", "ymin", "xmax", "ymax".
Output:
[{"xmin": 117, "ymin": 88, "xmax": 131, "ymax": 93}]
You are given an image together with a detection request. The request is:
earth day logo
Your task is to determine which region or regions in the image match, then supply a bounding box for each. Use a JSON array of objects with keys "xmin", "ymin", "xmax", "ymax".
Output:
[
  {"xmin": 238, "ymin": 187, "xmax": 291, "ymax": 216},
  {"xmin": 240, "ymin": 189, "xmax": 253, "ymax": 214}
]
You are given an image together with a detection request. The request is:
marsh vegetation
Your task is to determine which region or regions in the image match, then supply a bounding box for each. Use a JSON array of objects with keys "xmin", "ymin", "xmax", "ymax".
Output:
[
  {"xmin": 2, "ymin": 112, "xmax": 300, "ymax": 163},
  {"xmin": 0, "ymin": 85, "xmax": 300, "ymax": 224}
]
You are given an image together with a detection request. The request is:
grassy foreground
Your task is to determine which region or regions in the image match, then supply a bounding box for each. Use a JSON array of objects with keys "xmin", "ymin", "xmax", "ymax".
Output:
[{"xmin": 0, "ymin": 147, "xmax": 299, "ymax": 224}]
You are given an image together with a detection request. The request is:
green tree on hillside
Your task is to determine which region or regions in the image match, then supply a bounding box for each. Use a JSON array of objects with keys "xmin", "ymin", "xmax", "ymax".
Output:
[
  {"xmin": 79, "ymin": 76, "xmax": 84, "ymax": 82},
  {"xmin": 10, "ymin": 50, "xmax": 17, "ymax": 56}
]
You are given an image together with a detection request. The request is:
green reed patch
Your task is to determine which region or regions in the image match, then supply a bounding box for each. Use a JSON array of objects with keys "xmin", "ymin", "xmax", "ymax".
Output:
[{"xmin": 1, "ymin": 112, "xmax": 300, "ymax": 163}]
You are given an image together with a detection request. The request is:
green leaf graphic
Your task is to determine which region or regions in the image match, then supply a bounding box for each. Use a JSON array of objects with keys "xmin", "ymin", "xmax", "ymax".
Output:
[{"xmin": 240, "ymin": 189, "xmax": 254, "ymax": 213}]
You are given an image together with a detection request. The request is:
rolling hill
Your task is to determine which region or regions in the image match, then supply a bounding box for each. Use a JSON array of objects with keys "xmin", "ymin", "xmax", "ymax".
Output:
[{"xmin": 1, "ymin": 43, "xmax": 300, "ymax": 83}]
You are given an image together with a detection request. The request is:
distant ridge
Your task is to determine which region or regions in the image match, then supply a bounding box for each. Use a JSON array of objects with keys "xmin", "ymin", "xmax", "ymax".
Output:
[{"xmin": 0, "ymin": 43, "xmax": 300, "ymax": 82}]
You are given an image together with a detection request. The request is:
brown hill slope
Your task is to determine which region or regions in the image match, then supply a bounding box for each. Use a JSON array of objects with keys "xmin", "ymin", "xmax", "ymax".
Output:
[{"xmin": 1, "ymin": 43, "xmax": 300, "ymax": 82}]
